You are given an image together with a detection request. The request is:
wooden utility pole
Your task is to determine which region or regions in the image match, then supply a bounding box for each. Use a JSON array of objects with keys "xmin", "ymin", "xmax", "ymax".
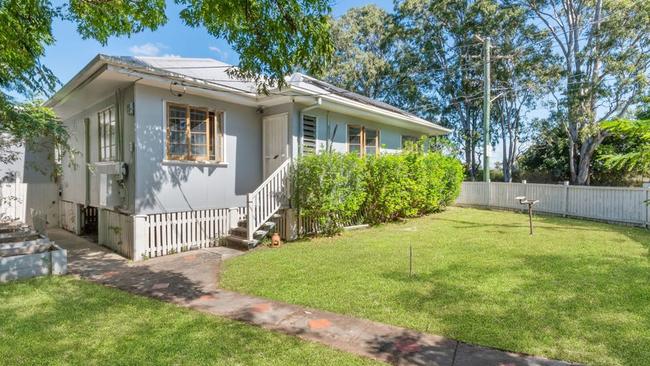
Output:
[{"xmin": 482, "ymin": 36, "xmax": 491, "ymax": 182}]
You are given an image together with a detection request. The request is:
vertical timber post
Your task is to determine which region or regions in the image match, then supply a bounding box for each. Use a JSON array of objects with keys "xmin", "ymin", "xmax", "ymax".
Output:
[
  {"xmin": 483, "ymin": 36, "xmax": 491, "ymax": 183},
  {"xmin": 246, "ymin": 193, "xmax": 254, "ymax": 241},
  {"xmin": 643, "ymin": 183, "xmax": 650, "ymax": 229},
  {"xmin": 563, "ymin": 181, "xmax": 570, "ymax": 217},
  {"xmin": 133, "ymin": 214, "xmax": 149, "ymax": 261}
]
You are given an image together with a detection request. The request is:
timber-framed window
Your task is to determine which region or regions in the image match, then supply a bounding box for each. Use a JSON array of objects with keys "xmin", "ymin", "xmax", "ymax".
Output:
[
  {"xmin": 166, "ymin": 103, "xmax": 224, "ymax": 162},
  {"xmin": 348, "ymin": 125, "xmax": 380, "ymax": 157},
  {"xmin": 98, "ymin": 106, "xmax": 117, "ymax": 161}
]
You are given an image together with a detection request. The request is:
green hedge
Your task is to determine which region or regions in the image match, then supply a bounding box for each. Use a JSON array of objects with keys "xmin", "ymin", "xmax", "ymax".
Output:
[{"xmin": 292, "ymin": 150, "xmax": 463, "ymax": 235}]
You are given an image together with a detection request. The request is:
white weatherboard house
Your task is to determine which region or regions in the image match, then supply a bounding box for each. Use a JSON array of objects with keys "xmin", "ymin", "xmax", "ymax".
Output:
[{"xmin": 46, "ymin": 55, "xmax": 450, "ymax": 260}]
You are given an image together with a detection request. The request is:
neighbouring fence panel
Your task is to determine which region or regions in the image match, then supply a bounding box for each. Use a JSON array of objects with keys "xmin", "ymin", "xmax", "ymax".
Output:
[
  {"xmin": 567, "ymin": 186, "xmax": 648, "ymax": 225},
  {"xmin": 59, "ymin": 200, "xmax": 79, "ymax": 233},
  {"xmin": 457, "ymin": 182, "xmax": 489, "ymax": 206},
  {"xmin": 24, "ymin": 183, "xmax": 59, "ymax": 228},
  {"xmin": 1, "ymin": 183, "xmax": 58, "ymax": 227},
  {"xmin": 134, "ymin": 207, "xmax": 247, "ymax": 260},
  {"xmin": 457, "ymin": 182, "xmax": 650, "ymax": 227},
  {"xmin": 99, "ymin": 209, "xmax": 134, "ymax": 259},
  {"xmin": 0, "ymin": 183, "xmax": 27, "ymax": 222}
]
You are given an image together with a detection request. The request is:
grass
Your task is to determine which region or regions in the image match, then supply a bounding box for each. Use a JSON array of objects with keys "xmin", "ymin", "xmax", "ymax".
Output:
[
  {"xmin": 221, "ymin": 207, "xmax": 650, "ymax": 366},
  {"xmin": 0, "ymin": 276, "xmax": 379, "ymax": 366}
]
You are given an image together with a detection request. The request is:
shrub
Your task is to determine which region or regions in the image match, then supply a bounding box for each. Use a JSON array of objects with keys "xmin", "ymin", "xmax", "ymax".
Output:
[
  {"xmin": 292, "ymin": 149, "xmax": 463, "ymax": 236},
  {"xmin": 365, "ymin": 153, "xmax": 412, "ymax": 223},
  {"xmin": 292, "ymin": 153, "xmax": 367, "ymax": 235}
]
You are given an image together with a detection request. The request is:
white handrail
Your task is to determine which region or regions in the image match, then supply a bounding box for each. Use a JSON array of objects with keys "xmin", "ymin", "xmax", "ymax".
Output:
[{"xmin": 246, "ymin": 159, "xmax": 292, "ymax": 240}]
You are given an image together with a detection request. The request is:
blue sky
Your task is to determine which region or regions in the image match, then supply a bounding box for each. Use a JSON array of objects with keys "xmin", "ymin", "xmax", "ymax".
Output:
[
  {"xmin": 45, "ymin": 1, "xmax": 393, "ymax": 85},
  {"xmin": 43, "ymin": 0, "xmax": 512, "ymax": 166}
]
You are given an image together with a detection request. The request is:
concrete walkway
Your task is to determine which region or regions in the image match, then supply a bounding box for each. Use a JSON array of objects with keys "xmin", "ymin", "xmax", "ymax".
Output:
[{"xmin": 50, "ymin": 229, "xmax": 578, "ymax": 366}]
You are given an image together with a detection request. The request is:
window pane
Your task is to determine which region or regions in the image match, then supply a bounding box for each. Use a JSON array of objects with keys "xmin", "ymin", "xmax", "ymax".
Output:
[
  {"xmin": 349, "ymin": 144, "xmax": 361, "ymax": 156},
  {"xmin": 170, "ymin": 144, "xmax": 187, "ymax": 155},
  {"xmin": 365, "ymin": 147, "xmax": 376, "ymax": 156},
  {"xmin": 190, "ymin": 109, "xmax": 207, "ymax": 131},
  {"xmin": 365, "ymin": 129, "xmax": 377, "ymax": 144},
  {"xmin": 99, "ymin": 108, "xmax": 117, "ymax": 161},
  {"xmin": 348, "ymin": 126, "xmax": 361, "ymax": 147},
  {"xmin": 191, "ymin": 145, "xmax": 207, "ymax": 156},
  {"xmin": 168, "ymin": 105, "xmax": 188, "ymax": 159},
  {"xmin": 208, "ymin": 112, "xmax": 215, "ymax": 160},
  {"xmin": 191, "ymin": 133, "xmax": 206, "ymax": 145},
  {"xmin": 170, "ymin": 131, "xmax": 186, "ymax": 144},
  {"xmin": 216, "ymin": 112, "xmax": 224, "ymax": 162}
]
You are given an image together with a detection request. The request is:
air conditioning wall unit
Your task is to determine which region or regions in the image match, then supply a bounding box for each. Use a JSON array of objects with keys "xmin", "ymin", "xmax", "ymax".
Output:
[
  {"xmin": 94, "ymin": 161, "xmax": 127, "ymax": 209},
  {"xmin": 99, "ymin": 173, "xmax": 120, "ymax": 209}
]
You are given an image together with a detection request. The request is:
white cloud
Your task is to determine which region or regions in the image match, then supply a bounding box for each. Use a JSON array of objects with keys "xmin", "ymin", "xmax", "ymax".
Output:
[
  {"xmin": 162, "ymin": 54, "xmax": 182, "ymax": 58},
  {"xmin": 209, "ymin": 46, "xmax": 229, "ymax": 60},
  {"xmin": 129, "ymin": 42, "xmax": 168, "ymax": 56}
]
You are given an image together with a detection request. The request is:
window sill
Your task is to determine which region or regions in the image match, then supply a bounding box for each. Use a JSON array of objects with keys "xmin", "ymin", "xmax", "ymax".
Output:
[{"xmin": 162, "ymin": 160, "xmax": 228, "ymax": 168}]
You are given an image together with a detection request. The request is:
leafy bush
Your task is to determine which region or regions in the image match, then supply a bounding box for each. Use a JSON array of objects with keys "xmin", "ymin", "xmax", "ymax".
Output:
[
  {"xmin": 292, "ymin": 150, "xmax": 463, "ymax": 236},
  {"xmin": 365, "ymin": 153, "xmax": 412, "ymax": 223},
  {"xmin": 292, "ymin": 153, "xmax": 367, "ymax": 235}
]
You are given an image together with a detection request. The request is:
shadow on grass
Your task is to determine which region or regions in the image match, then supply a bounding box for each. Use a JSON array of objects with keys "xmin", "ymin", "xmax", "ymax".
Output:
[
  {"xmin": 381, "ymin": 251, "xmax": 650, "ymax": 365},
  {"xmin": 0, "ymin": 277, "xmax": 352, "ymax": 365}
]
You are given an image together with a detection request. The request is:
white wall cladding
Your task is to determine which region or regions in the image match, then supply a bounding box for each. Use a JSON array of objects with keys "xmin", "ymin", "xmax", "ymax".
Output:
[
  {"xmin": 457, "ymin": 182, "xmax": 650, "ymax": 227},
  {"xmin": 134, "ymin": 207, "xmax": 247, "ymax": 260}
]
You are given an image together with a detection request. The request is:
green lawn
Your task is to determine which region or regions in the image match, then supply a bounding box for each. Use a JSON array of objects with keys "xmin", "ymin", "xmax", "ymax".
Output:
[
  {"xmin": 0, "ymin": 277, "xmax": 378, "ymax": 366},
  {"xmin": 221, "ymin": 207, "xmax": 650, "ymax": 366}
]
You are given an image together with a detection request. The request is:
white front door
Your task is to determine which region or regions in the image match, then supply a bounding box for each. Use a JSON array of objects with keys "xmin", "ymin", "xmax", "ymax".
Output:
[{"xmin": 263, "ymin": 113, "xmax": 289, "ymax": 178}]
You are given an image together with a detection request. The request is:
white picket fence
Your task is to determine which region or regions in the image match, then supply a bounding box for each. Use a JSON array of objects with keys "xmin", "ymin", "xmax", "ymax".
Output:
[
  {"xmin": 133, "ymin": 207, "xmax": 247, "ymax": 260},
  {"xmin": 457, "ymin": 181, "xmax": 650, "ymax": 227}
]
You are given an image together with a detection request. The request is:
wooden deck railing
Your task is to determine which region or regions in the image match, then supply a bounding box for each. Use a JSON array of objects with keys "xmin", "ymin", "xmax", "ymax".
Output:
[{"xmin": 246, "ymin": 160, "xmax": 292, "ymax": 240}]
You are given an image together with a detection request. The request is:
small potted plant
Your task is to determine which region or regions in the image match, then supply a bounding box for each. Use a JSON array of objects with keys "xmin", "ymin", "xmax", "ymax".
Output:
[{"xmin": 271, "ymin": 232, "xmax": 282, "ymax": 247}]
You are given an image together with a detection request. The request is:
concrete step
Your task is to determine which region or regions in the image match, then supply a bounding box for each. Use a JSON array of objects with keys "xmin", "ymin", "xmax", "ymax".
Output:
[
  {"xmin": 230, "ymin": 226, "xmax": 268, "ymax": 240},
  {"xmin": 237, "ymin": 220, "xmax": 278, "ymax": 231},
  {"xmin": 223, "ymin": 235, "xmax": 259, "ymax": 250}
]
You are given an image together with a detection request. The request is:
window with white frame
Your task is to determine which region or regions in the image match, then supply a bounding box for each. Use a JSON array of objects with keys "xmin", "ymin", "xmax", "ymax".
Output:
[
  {"xmin": 167, "ymin": 103, "xmax": 224, "ymax": 162},
  {"xmin": 98, "ymin": 106, "xmax": 117, "ymax": 161},
  {"xmin": 348, "ymin": 125, "xmax": 379, "ymax": 157}
]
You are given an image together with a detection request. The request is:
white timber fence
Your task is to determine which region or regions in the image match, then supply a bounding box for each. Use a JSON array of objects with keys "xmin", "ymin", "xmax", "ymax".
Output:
[
  {"xmin": 457, "ymin": 181, "xmax": 650, "ymax": 227},
  {"xmin": 246, "ymin": 159, "xmax": 291, "ymax": 240},
  {"xmin": 0, "ymin": 183, "xmax": 27, "ymax": 222},
  {"xmin": 133, "ymin": 207, "xmax": 246, "ymax": 260},
  {"xmin": 1, "ymin": 182, "xmax": 58, "ymax": 227}
]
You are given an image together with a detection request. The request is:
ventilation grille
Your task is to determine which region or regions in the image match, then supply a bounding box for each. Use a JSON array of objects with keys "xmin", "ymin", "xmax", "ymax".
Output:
[{"xmin": 303, "ymin": 115, "xmax": 317, "ymax": 154}]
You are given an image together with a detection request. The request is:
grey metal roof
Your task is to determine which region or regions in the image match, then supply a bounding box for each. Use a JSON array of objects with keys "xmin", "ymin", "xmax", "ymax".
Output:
[
  {"xmin": 48, "ymin": 54, "xmax": 448, "ymax": 133},
  {"xmin": 295, "ymin": 74, "xmax": 427, "ymax": 122}
]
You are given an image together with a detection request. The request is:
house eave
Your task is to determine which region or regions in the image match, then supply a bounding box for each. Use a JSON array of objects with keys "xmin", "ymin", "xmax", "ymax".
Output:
[{"xmin": 266, "ymin": 83, "xmax": 451, "ymax": 135}]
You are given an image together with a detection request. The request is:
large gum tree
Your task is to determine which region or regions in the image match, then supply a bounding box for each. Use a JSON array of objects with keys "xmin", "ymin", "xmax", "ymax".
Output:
[{"xmin": 519, "ymin": 0, "xmax": 650, "ymax": 185}]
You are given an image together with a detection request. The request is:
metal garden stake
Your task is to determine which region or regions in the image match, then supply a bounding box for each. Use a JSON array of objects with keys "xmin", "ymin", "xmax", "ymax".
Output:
[
  {"xmin": 409, "ymin": 245, "xmax": 413, "ymax": 276},
  {"xmin": 516, "ymin": 196, "xmax": 539, "ymax": 235}
]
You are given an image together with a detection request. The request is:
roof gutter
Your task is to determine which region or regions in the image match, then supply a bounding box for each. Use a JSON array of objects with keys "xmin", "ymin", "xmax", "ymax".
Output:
[{"xmin": 298, "ymin": 97, "xmax": 322, "ymax": 156}]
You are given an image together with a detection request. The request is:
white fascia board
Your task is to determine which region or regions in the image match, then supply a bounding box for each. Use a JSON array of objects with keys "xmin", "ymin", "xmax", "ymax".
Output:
[{"xmin": 285, "ymin": 82, "xmax": 451, "ymax": 135}]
